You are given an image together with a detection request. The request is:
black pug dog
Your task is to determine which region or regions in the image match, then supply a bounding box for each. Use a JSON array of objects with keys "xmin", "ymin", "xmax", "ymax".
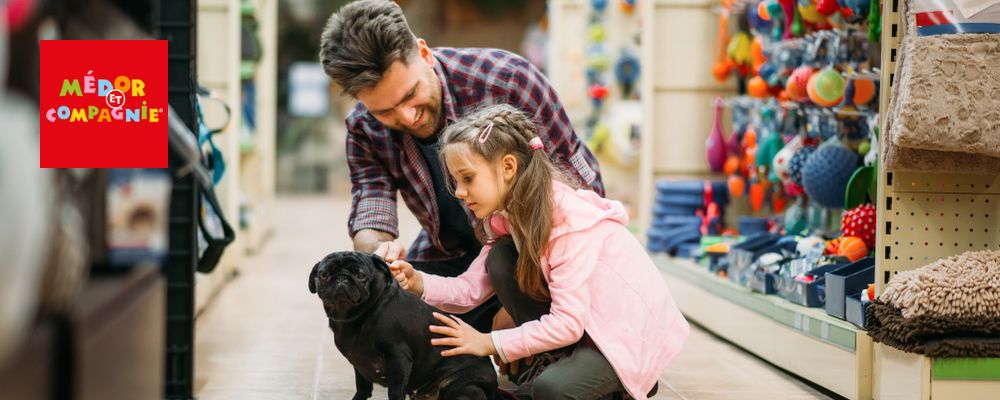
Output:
[{"xmin": 309, "ymin": 251, "xmax": 499, "ymax": 400}]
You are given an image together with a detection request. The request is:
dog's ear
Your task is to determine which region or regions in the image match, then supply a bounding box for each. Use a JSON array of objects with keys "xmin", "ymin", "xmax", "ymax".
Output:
[
  {"xmin": 369, "ymin": 254, "xmax": 395, "ymax": 286},
  {"xmin": 308, "ymin": 261, "xmax": 320, "ymax": 293}
]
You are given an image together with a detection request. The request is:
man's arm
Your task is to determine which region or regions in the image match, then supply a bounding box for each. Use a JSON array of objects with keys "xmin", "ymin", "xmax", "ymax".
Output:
[
  {"xmin": 345, "ymin": 116, "xmax": 402, "ymax": 254},
  {"xmin": 504, "ymin": 55, "xmax": 605, "ymax": 196},
  {"xmin": 353, "ymin": 228, "xmax": 394, "ymax": 253}
]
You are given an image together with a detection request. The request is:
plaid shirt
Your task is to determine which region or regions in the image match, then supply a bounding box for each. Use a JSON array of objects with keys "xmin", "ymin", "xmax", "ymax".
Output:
[{"xmin": 346, "ymin": 47, "xmax": 604, "ymax": 261}]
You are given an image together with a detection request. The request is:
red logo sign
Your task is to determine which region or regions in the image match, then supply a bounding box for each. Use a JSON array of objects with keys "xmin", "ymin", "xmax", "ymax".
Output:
[{"xmin": 40, "ymin": 40, "xmax": 168, "ymax": 168}]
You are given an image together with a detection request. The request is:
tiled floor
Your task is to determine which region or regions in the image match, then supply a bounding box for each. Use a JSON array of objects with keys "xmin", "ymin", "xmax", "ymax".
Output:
[{"xmin": 193, "ymin": 195, "xmax": 833, "ymax": 399}]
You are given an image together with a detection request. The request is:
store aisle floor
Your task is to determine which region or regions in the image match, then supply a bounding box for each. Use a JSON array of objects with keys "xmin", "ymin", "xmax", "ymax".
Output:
[{"xmin": 193, "ymin": 195, "xmax": 833, "ymax": 400}]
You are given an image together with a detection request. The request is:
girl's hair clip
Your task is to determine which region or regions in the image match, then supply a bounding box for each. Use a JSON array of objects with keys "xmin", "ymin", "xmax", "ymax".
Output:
[
  {"xmin": 529, "ymin": 137, "xmax": 544, "ymax": 151},
  {"xmin": 478, "ymin": 122, "xmax": 494, "ymax": 144}
]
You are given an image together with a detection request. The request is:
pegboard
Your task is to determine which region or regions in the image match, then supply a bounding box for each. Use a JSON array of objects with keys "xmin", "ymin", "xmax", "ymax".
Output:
[
  {"xmin": 874, "ymin": 0, "xmax": 1000, "ymax": 294},
  {"xmin": 880, "ymin": 182, "xmax": 1000, "ymax": 281}
]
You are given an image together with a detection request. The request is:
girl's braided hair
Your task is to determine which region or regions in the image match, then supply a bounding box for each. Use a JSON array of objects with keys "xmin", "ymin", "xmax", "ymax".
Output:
[{"xmin": 440, "ymin": 104, "xmax": 563, "ymax": 301}]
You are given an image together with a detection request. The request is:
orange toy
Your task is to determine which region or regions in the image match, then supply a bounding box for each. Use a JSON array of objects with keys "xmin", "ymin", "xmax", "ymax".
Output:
[
  {"xmin": 749, "ymin": 181, "xmax": 766, "ymax": 212},
  {"xmin": 751, "ymin": 38, "xmax": 767, "ymax": 70},
  {"xmin": 748, "ymin": 76, "xmax": 770, "ymax": 98},
  {"xmin": 713, "ymin": 62, "xmax": 732, "ymax": 83},
  {"xmin": 838, "ymin": 236, "xmax": 868, "ymax": 262},
  {"xmin": 771, "ymin": 190, "xmax": 787, "ymax": 213},
  {"xmin": 728, "ymin": 175, "xmax": 746, "ymax": 198},
  {"xmin": 787, "ymin": 67, "xmax": 815, "ymax": 101},
  {"xmin": 724, "ymin": 155, "xmax": 741, "ymax": 175},
  {"xmin": 742, "ymin": 128, "xmax": 758, "ymax": 148},
  {"xmin": 713, "ymin": 7, "xmax": 731, "ymax": 83},
  {"xmin": 853, "ymin": 79, "xmax": 876, "ymax": 105}
]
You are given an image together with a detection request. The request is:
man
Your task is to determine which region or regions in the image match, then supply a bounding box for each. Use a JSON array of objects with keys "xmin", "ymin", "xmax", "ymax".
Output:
[{"xmin": 319, "ymin": 0, "xmax": 603, "ymax": 340}]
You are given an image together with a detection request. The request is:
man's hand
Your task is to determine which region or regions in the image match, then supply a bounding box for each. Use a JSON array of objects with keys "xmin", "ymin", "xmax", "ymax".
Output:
[
  {"xmin": 374, "ymin": 240, "xmax": 407, "ymax": 263},
  {"xmin": 389, "ymin": 260, "xmax": 423, "ymax": 298}
]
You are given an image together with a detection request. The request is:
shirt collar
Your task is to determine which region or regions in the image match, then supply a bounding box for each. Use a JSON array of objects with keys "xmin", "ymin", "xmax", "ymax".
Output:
[{"xmin": 432, "ymin": 51, "xmax": 459, "ymax": 124}]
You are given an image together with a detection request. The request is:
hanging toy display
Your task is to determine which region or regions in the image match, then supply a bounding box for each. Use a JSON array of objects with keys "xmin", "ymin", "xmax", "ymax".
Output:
[
  {"xmin": 707, "ymin": 97, "xmax": 730, "ymax": 172},
  {"xmin": 690, "ymin": 0, "xmax": 883, "ymax": 266},
  {"xmin": 615, "ymin": 51, "xmax": 641, "ymax": 99}
]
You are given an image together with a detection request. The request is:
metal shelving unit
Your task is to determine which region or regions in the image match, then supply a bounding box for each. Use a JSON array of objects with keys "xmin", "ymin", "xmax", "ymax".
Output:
[
  {"xmin": 872, "ymin": 0, "xmax": 1000, "ymax": 398},
  {"xmin": 155, "ymin": 0, "xmax": 199, "ymax": 397}
]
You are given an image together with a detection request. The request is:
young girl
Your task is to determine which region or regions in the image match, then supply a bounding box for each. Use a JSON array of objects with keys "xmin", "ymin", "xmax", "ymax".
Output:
[{"xmin": 389, "ymin": 104, "xmax": 689, "ymax": 400}]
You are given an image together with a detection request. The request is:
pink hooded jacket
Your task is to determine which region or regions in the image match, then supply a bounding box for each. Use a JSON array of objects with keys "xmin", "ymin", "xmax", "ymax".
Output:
[{"xmin": 420, "ymin": 181, "xmax": 689, "ymax": 399}]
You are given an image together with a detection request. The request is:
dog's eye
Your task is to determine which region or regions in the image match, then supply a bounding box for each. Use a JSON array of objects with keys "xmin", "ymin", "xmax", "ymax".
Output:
[{"xmin": 354, "ymin": 271, "xmax": 365, "ymax": 279}]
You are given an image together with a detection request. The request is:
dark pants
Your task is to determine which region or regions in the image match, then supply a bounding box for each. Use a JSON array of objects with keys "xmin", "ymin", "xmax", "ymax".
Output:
[
  {"xmin": 411, "ymin": 247, "xmax": 501, "ymax": 334},
  {"xmin": 485, "ymin": 238, "xmax": 630, "ymax": 400}
]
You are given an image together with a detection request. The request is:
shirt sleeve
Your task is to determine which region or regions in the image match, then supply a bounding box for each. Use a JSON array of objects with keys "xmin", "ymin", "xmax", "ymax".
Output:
[
  {"xmin": 505, "ymin": 57, "xmax": 606, "ymax": 197},
  {"xmin": 493, "ymin": 231, "xmax": 600, "ymax": 362},
  {"xmin": 346, "ymin": 116, "xmax": 400, "ymax": 238},
  {"xmin": 420, "ymin": 244, "xmax": 496, "ymax": 314}
]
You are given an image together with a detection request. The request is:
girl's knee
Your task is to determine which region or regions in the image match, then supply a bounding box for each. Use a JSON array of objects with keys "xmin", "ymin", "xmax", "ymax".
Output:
[
  {"xmin": 531, "ymin": 373, "xmax": 570, "ymax": 400},
  {"xmin": 486, "ymin": 237, "xmax": 518, "ymax": 283}
]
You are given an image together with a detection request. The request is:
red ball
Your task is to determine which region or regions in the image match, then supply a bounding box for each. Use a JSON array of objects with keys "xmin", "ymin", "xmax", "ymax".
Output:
[
  {"xmin": 817, "ymin": 0, "xmax": 839, "ymax": 15},
  {"xmin": 589, "ymin": 84, "xmax": 609, "ymax": 100},
  {"xmin": 787, "ymin": 67, "xmax": 814, "ymax": 101},
  {"xmin": 841, "ymin": 204, "xmax": 877, "ymax": 248}
]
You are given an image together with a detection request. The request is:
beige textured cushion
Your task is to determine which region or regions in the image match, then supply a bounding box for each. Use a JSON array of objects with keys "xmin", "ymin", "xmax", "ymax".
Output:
[
  {"xmin": 879, "ymin": 250, "xmax": 1000, "ymax": 319},
  {"xmin": 881, "ymin": 0, "xmax": 1000, "ymax": 173}
]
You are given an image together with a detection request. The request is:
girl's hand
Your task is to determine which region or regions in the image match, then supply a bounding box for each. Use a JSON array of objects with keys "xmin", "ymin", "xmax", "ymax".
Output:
[
  {"xmin": 430, "ymin": 312, "xmax": 497, "ymax": 358},
  {"xmin": 389, "ymin": 260, "xmax": 423, "ymax": 297}
]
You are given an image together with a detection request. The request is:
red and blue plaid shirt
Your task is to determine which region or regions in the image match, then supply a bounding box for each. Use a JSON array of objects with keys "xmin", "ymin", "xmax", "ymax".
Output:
[{"xmin": 346, "ymin": 47, "xmax": 604, "ymax": 261}]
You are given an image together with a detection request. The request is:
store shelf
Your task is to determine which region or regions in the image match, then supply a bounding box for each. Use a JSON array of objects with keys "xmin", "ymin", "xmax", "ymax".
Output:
[
  {"xmin": 656, "ymin": 255, "xmax": 872, "ymax": 399},
  {"xmin": 873, "ymin": 343, "xmax": 1000, "ymax": 400},
  {"xmin": 237, "ymin": 0, "xmax": 276, "ymax": 255}
]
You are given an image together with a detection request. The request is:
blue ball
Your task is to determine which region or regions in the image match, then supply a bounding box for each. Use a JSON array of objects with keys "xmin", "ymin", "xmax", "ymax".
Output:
[{"xmin": 802, "ymin": 146, "xmax": 859, "ymax": 209}]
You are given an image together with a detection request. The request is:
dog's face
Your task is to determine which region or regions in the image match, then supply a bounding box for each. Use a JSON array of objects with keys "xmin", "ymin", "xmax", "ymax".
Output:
[{"xmin": 309, "ymin": 252, "xmax": 394, "ymax": 319}]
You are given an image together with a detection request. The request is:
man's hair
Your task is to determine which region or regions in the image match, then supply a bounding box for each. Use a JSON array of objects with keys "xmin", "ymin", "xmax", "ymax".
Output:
[{"xmin": 319, "ymin": 0, "xmax": 418, "ymax": 97}]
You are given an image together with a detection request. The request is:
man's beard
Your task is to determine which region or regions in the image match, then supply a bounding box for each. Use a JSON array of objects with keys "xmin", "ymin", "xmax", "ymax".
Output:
[{"xmin": 403, "ymin": 102, "xmax": 443, "ymax": 138}]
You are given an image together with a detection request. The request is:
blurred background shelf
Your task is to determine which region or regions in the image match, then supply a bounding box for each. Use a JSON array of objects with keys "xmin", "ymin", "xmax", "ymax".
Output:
[{"xmin": 194, "ymin": 0, "xmax": 276, "ymax": 314}]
